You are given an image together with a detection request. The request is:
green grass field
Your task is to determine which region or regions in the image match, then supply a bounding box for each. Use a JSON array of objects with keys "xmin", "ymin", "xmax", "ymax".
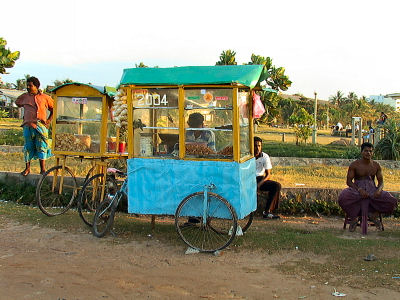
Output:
[{"xmin": 0, "ymin": 119, "xmax": 398, "ymax": 191}]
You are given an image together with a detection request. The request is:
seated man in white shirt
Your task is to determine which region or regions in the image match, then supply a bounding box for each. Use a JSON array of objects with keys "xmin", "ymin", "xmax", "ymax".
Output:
[{"xmin": 254, "ymin": 136, "xmax": 281, "ymax": 219}]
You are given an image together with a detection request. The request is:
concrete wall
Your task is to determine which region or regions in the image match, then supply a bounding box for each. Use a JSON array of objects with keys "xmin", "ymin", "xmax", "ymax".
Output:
[
  {"xmin": 271, "ymin": 157, "xmax": 400, "ymax": 169},
  {"xmin": 1, "ymin": 146, "xmax": 399, "ymax": 169},
  {"xmin": 2, "ymin": 170, "xmax": 398, "ymax": 201},
  {"xmin": 0, "ymin": 171, "xmax": 85, "ymax": 187},
  {"xmin": 0, "ymin": 145, "xmax": 23, "ymax": 153}
]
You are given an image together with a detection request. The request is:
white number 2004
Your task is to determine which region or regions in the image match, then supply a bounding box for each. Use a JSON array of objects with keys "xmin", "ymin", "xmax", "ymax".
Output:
[{"xmin": 136, "ymin": 93, "xmax": 168, "ymax": 106}]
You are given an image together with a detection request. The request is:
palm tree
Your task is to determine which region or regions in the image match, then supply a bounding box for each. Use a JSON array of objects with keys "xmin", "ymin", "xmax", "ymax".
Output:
[
  {"xmin": 248, "ymin": 54, "xmax": 292, "ymax": 91},
  {"xmin": 215, "ymin": 50, "xmax": 237, "ymax": 65},
  {"xmin": 14, "ymin": 74, "xmax": 31, "ymax": 90},
  {"xmin": 278, "ymin": 97, "xmax": 298, "ymax": 124},
  {"xmin": 248, "ymin": 54, "xmax": 272, "ymax": 69},
  {"xmin": 244, "ymin": 53, "xmax": 292, "ymax": 123},
  {"xmin": 135, "ymin": 62, "xmax": 148, "ymax": 68},
  {"xmin": 16, "ymin": 79, "xmax": 25, "ymax": 90},
  {"xmin": 345, "ymin": 92, "xmax": 358, "ymax": 104},
  {"xmin": 329, "ymin": 91, "xmax": 345, "ymax": 106},
  {"xmin": 0, "ymin": 37, "xmax": 20, "ymax": 75},
  {"xmin": 53, "ymin": 78, "xmax": 73, "ymax": 87}
]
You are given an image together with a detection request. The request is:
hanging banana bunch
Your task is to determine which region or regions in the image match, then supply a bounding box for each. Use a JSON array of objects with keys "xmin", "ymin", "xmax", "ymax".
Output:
[{"xmin": 112, "ymin": 89, "xmax": 128, "ymax": 128}]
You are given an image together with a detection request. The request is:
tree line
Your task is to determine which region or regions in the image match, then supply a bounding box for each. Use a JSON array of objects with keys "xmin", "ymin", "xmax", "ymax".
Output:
[{"xmin": 1, "ymin": 36, "xmax": 398, "ymax": 130}]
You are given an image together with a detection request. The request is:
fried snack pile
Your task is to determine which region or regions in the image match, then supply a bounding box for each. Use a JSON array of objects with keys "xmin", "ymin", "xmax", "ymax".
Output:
[
  {"xmin": 218, "ymin": 145, "xmax": 233, "ymax": 156},
  {"xmin": 54, "ymin": 133, "xmax": 90, "ymax": 152},
  {"xmin": 185, "ymin": 144, "xmax": 216, "ymax": 156}
]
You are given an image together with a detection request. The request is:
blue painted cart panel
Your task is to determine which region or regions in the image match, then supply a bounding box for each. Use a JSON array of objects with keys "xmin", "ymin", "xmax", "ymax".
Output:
[{"xmin": 127, "ymin": 158, "xmax": 257, "ymax": 219}]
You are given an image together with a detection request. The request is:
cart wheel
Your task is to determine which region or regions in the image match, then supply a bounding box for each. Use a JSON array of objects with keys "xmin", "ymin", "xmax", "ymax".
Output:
[
  {"xmin": 78, "ymin": 173, "xmax": 118, "ymax": 227},
  {"xmin": 237, "ymin": 212, "xmax": 254, "ymax": 233},
  {"xmin": 92, "ymin": 192, "xmax": 121, "ymax": 238},
  {"xmin": 36, "ymin": 165, "xmax": 77, "ymax": 216},
  {"xmin": 175, "ymin": 192, "xmax": 237, "ymax": 253}
]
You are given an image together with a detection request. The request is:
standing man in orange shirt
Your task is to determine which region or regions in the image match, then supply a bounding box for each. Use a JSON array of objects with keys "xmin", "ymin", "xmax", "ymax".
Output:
[{"xmin": 16, "ymin": 77, "xmax": 54, "ymax": 176}]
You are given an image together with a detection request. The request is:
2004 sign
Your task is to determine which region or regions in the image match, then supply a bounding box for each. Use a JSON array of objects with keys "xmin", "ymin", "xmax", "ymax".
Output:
[{"xmin": 135, "ymin": 92, "xmax": 168, "ymax": 106}]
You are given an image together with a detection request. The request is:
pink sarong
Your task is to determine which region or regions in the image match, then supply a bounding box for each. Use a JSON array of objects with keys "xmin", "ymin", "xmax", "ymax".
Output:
[{"xmin": 338, "ymin": 176, "xmax": 397, "ymax": 219}]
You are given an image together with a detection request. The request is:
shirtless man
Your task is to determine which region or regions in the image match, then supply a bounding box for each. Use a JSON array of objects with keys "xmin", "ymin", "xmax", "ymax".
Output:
[{"xmin": 338, "ymin": 142, "xmax": 397, "ymax": 232}]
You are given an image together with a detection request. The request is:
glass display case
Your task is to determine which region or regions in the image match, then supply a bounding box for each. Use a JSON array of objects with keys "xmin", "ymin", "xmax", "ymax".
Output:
[
  {"xmin": 131, "ymin": 88, "xmax": 179, "ymax": 157},
  {"xmin": 238, "ymin": 90, "xmax": 251, "ymax": 158},
  {"xmin": 120, "ymin": 65, "xmax": 268, "ymax": 162},
  {"xmin": 50, "ymin": 83, "xmax": 122, "ymax": 157},
  {"xmin": 184, "ymin": 88, "xmax": 233, "ymax": 159}
]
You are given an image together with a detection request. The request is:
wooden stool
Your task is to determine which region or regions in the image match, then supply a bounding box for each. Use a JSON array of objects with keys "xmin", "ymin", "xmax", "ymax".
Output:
[{"xmin": 343, "ymin": 213, "xmax": 384, "ymax": 234}]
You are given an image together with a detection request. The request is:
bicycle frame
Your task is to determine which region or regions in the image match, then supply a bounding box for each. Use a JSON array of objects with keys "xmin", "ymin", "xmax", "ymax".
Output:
[
  {"xmin": 98, "ymin": 169, "xmax": 128, "ymax": 215},
  {"xmin": 202, "ymin": 183, "xmax": 216, "ymax": 225}
]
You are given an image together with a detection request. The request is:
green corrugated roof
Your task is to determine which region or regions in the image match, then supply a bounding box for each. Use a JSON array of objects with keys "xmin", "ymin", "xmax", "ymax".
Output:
[
  {"xmin": 119, "ymin": 65, "xmax": 267, "ymax": 89},
  {"xmin": 50, "ymin": 82, "xmax": 116, "ymax": 97}
]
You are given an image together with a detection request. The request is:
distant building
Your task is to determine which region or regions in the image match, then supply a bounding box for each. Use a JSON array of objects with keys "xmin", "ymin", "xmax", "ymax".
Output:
[
  {"xmin": 0, "ymin": 89, "xmax": 25, "ymax": 118},
  {"xmin": 369, "ymin": 94, "xmax": 400, "ymax": 112}
]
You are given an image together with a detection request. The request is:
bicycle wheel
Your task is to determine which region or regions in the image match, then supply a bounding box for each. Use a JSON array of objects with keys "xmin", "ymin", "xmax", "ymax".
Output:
[
  {"xmin": 36, "ymin": 165, "xmax": 77, "ymax": 216},
  {"xmin": 92, "ymin": 192, "xmax": 122, "ymax": 238},
  {"xmin": 83, "ymin": 165, "xmax": 97, "ymax": 184},
  {"xmin": 175, "ymin": 192, "xmax": 237, "ymax": 253},
  {"xmin": 237, "ymin": 212, "xmax": 254, "ymax": 233},
  {"xmin": 78, "ymin": 173, "xmax": 118, "ymax": 227}
]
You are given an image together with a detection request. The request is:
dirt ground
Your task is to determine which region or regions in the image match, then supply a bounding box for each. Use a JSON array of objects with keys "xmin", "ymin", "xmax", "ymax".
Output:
[{"xmin": 1, "ymin": 216, "xmax": 400, "ymax": 300}]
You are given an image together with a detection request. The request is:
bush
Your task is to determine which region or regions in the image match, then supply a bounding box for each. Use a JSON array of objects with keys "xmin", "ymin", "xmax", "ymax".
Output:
[
  {"xmin": 374, "ymin": 119, "xmax": 400, "ymax": 161},
  {"xmin": 393, "ymin": 205, "xmax": 400, "ymax": 218},
  {"xmin": 289, "ymin": 108, "xmax": 314, "ymax": 144},
  {"xmin": 0, "ymin": 129, "xmax": 24, "ymax": 146},
  {"xmin": 0, "ymin": 109, "xmax": 9, "ymax": 118},
  {"xmin": 341, "ymin": 146, "xmax": 360, "ymax": 159},
  {"xmin": 0, "ymin": 180, "xmax": 36, "ymax": 205},
  {"xmin": 277, "ymin": 196, "xmax": 344, "ymax": 217}
]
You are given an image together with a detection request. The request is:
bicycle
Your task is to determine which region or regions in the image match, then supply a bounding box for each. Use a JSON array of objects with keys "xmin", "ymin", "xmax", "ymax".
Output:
[
  {"xmin": 36, "ymin": 155, "xmax": 108, "ymax": 225},
  {"xmin": 91, "ymin": 168, "xmax": 127, "ymax": 237},
  {"xmin": 90, "ymin": 168, "xmax": 253, "ymax": 252}
]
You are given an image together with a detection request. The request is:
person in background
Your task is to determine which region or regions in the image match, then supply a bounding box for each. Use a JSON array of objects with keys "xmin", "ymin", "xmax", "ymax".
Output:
[
  {"xmin": 345, "ymin": 124, "xmax": 352, "ymax": 137},
  {"xmin": 335, "ymin": 122, "xmax": 343, "ymax": 131},
  {"xmin": 254, "ymin": 136, "xmax": 281, "ymax": 219},
  {"xmin": 355, "ymin": 123, "xmax": 360, "ymax": 134},
  {"xmin": 364, "ymin": 126, "xmax": 375, "ymax": 142},
  {"xmin": 186, "ymin": 112, "xmax": 216, "ymax": 151},
  {"xmin": 338, "ymin": 142, "xmax": 397, "ymax": 232},
  {"xmin": 377, "ymin": 112, "xmax": 388, "ymax": 125},
  {"xmin": 16, "ymin": 77, "xmax": 54, "ymax": 176}
]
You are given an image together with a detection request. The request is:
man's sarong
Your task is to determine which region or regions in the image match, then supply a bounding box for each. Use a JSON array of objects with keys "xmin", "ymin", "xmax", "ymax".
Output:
[
  {"xmin": 338, "ymin": 176, "xmax": 397, "ymax": 219},
  {"xmin": 23, "ymin": 122, "xmax": 52, "ymax": 162}
]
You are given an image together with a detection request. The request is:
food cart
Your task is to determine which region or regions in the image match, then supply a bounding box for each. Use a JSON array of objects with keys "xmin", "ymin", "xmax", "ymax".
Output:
[
  {"xmin": 36, "ymin": 83, "xmax": 128, "ymax": 226},
  {"xmin": 51, "ymin": 82, "xmax": 123, "ymax": 156},
  {"xmin": 118, "ymin": 65, "xmax": 267, "ymax": 251}
]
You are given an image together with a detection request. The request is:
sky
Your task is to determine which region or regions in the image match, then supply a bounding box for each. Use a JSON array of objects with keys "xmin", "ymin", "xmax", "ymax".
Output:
[{"xmin": 2, "ymin": 0, "xmax": 399, "ymax": 100}]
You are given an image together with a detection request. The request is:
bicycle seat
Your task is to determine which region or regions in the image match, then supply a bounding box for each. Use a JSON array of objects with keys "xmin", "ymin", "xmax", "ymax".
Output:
[{"xmin": 107, "ymin": 168, "xmax": 126, "ymax": 176}]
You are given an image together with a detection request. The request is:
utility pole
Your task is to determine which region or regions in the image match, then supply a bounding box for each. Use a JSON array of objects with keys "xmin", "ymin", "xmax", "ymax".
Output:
[
  {"xmin": 312, "ymin": 91, "xmax": 318, "ymax": 144},
  {"xmin": 326, "ymin": 105, "xmax": 329, "ymax": 130}
]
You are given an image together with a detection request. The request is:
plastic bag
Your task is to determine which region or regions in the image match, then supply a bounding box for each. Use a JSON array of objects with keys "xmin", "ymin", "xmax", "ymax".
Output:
[{"xmin": 253, "ymin": 92, "xmax": 265, "ymax": 118}]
